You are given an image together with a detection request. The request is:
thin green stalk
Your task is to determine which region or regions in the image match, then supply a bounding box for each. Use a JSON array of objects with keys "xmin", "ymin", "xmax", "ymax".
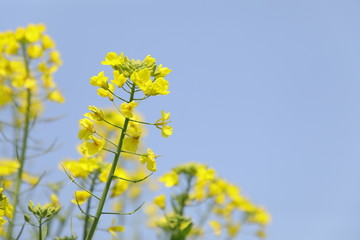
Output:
[
  {"xmin": 7, "ymin": 43, "xmax": 32, "ymax": 240},
  {"xmin": 179, "ymin": 175, "xmax": 193, "ymax": 216},
  {"xmin": 169, "ymin": 175, "xmax": 194, "ymax": 240},
  {"xmin": 54, "ymin": 204, "xmax": 75, "ymax": 237},
  {"xmin": 83, "ymin": 173, "xmax": 98, "ymax": 240},
  {"xmin": 85, "ymin": 83, "xmax": 136, "ymax": 240},
  {"xmin": 38, "ymin": 220, "xmax": 42, "ymax": 240}
]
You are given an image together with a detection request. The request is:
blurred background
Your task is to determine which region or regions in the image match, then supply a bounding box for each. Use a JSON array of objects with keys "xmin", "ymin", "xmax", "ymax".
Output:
[{"xmin": 1, "ymin": 0, "xmax": 360, "ymax": 239}]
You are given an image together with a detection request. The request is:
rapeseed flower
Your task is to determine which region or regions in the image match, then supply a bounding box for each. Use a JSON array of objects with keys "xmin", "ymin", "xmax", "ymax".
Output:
[
  {"xmin": 140, "ymin": 148, "xmax": 158, "ymax": 172},
  {"xmin": 120, "ymin": 101, "xmax": 138, "ymax": 118},
  {"xmin": 72, "ymin": 191, "xmax": 91, "ymax": 205},
  {"xmin": 80, "ymin": 135, "xmax": 105, "ymax": 156}
]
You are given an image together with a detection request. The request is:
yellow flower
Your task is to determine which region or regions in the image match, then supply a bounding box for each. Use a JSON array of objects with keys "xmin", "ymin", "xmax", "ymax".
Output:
[
  {"xmin": 80, "ymin": 136, "xmax": 105, "ymax": 156},
  {"xmin": 227, "ymin": 223, "xmax": 241, "ymax": 237},
  {"xmin": 151, "ymin": 77, "xmax": 170, "ymax": 95},
  {"xmin": 107, "ymin": 224, "xmax": 125, "ymax": 236},
  {"xmin": 0, "ymin": 85, "xmax": 13, "ymax": 107},
  {"xmin": 196, "ymin": 165, "xmax": 216, "ymax": 182},
  {"xmin": 27, "ymin": 44, "xmax": 43, "ymax": 58},
  {"xmin": 120, "ymin": 101, "xmax": 138, "ymax": 118},
  {"xmin": 97, "ymin": 83, "xmax": 114, "ymax": 101},
  {"xmin": 0, "ymin": 188, "xmax": 14, "ymax": 221},
  {"xmin": 62, "ymin": 157, "xmax": 101, "ymax": 178},
  {"xmin": 155, "ymin": 64, "xmax": 172, "ymax": 77},
  {"xmin": 0, "ymin": 159, "xmax": 20, "ymax": 176},
  {"xmin": 209, "ymin": 220, "xmax": 222, "ymax": 236},
  {"xmin": 49, "ymin": 50, "xmax": 62, "ymax": 65},
  {"xmin": 111, "ymin": 180, "xmax": 129, "ymax": 197},
  {"xmin": 248, "ymin": 207, "xmax": 271, "ymax": 225},
  {"xmin": 50, "ymin": 194, "xmax": 61, "ymax": 208},
  {"xmin": 48, "ymin": 89, "xmax": 65, "ymax": 103},
  {"xmin": 5, "ymin": 41, "xmax": 19, "ymax": 55},
  {"xmin": 130, "ymin": 68, "xmax": 152, "ymax": 89},
  {"xmin": 193, "ymin": 181, "xmax": 207, "ymax": 201},
  {"xmin": 153, "ymin": 194, "xmax": 166, "ymax": 209},
  {"xmin": 156, "ymin": 110, "xmax": 173, "ymax": 137},
  {"xmin": 25, "ymin": 24, "xmax": 45, "ymax": 43},
  {"xmin": 22, "ymin": 172, "xmax": 40, "ymax": 185},
  {"xmin": 78, "ymin": 118, "xmax": 95, "ymax": 140},
  {"xmin": 143, "ymin": 55, "xmax": 156, "ymax": 65},
  {"xmin": 90, "ymin": 71, "xmax": 109, "ymax": 89},
  {"xmin": 12, "ymin": 76, "xmax": 37, "ymax": 89},
  {"xmin": 0, "ymin": 216, "xmax": 6, "ymax": 226},
  {"xmin": 256, "ymin": 229, "xmax": 267, "ymax": 238},
  {"xmin": 84, "ymin": 105, "xmax": 104, "ymax": 121},
  {"xmin": 101, "ymin": 52, "xmax": 125, "ymax": 66},
  {"xmin": 140, "ymin": 148, "xmax": 158, "ymax": 172},
  {"xmin": 41, "ymin": 35, "xmax": 55, "ymax": 49},
  {"xmin": 71, "ymin": 190, "xmax": 91, "ymax": 205},
  {"xmin": 128, "ymin": 184, "xmax": 142, "ymax": 199},
  {"xmin": 137, "ymin": 77, "xmax": 170, "ymax": 96},
  {"xmin": 14, "ymin": 26, "xmax": 25, "ymax": 40},
  {"xmin": 112, "ymin": 70, "xmax": 127, "ymax": 88},
  {"xmin": 122, "ymin": 137, "xmax": 140, "ymax": 157},
  {"xmin": 159, "ymin": 171, "xmax": 179, "ymax": 187},
  {"xmin": 161, "ymin": 125, "xmax": 173, "ymax": 137}
]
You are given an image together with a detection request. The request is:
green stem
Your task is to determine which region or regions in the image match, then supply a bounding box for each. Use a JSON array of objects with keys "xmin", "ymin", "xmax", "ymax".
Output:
[
  {"xmin": 83, "ymin": 173, "xmax": 98, "ymax": 240},
  {"xmin": 169, "ymin": 175, "xmax": 193, "ymax": 240},
  {"xmin": 38, "ymin": 220, "xmax": 43, "ymax": 240},
  {"xmin": 179, "ymin": 175, "xmax": 193, "ymax": 216},
  {"xmin": 7, "ymin": 43, "xmax": 32, "ymax": 240},
  {"xmin": 85, "ymin": 83, "xmax": 136, "ymax": 240},
  {"xmin": 103, "ymin": 119, "xmax": 123, "ymax": 130},
  {"xmin": 129, "ymin": 119, "xmax": 155, "ymax": 126}
]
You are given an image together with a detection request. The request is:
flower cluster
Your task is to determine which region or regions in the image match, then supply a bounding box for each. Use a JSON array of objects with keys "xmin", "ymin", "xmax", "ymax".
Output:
[
  {"xmin": 79, "ymin": 53, "xmax": 173, "ymax": 169},
  {"xmin": 61, "ymin": 52, "xmax": 173, "ymax": 239},
  {"xmin": 0, "ymin": 23, "xmax": 64, "ymax": 110},
  {"xmin": 0, "ymin": 188, "xmax": 13, "ymax": 226},
  {"xmin": 146, "ymin": 163, "xmax": 271, "ymax": 239},
  {"xmin": 0, "ymin": 24, "xmax": 64, "ymax": 240},
  {"xmin": 0, "ymin": 24, "xmax": 271, "ymax": 240}
]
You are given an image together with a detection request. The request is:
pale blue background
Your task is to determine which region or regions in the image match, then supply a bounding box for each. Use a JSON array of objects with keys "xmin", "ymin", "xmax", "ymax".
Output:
[{"xmin": 1, "ymin": 0, "xmax": 360, "ymax": 239}]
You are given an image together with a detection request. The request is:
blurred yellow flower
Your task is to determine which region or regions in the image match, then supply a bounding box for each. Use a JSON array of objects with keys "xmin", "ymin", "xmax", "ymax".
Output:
[{"xmin": 71, "ymin": 190, "xmax": 91, "ymax": 205}]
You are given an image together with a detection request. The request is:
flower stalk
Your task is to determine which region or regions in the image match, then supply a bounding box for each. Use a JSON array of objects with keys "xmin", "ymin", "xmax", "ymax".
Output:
[
  {"xmin": 85, "ymin": 83, "xmax": 136, "ymax": 240},
  {"xmin": 7, "ymin": 44, "xmax": 32, "ymax": 240}
]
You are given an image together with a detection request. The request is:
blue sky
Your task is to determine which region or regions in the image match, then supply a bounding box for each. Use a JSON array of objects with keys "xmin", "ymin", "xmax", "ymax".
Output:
[{"xmin": 2, "ymin": 0, "xmax": 360, "ymax": 239}]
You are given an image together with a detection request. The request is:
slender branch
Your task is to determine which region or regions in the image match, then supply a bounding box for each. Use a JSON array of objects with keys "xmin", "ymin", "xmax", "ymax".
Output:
[
  {"xmin": 27, "ymin": 138, "xmax": 59, "ymax": 158},
  {"xmin": 103, "ymin": 148, "xmax": 117, "ymax": 155},
  {"xmin": 112, "ymin": 101, "xmax": 125, "ymax": 117},
  {"xmin": 95, "ymin": 132, "xmax": 117, "ymax": 148},
  {"xmin": 62, "ymin": 166, "xmax": 100, "ymax": 200},
  {"xmin": 101, "ymin": 202, "xmax": 144, "ymax": 215},
  {"xmin": 133, "ymin": 95, "xmax": 150, "ymax": 101},
  {"xmin": 129, "ymin": 119, "xmax": 155, "ymax": 126},
  {"xmin": 74, "ymin": 195, "xmax": 95, "ymax": 219},
  {"xmin": 121, "ymin": 86, "xmax": 131, "ymax": 94},
  {"xmin": 120, "ymin": 150, "xmax": 144, "ymax": 157},
  {"xmin": 7, "ymin": 42, "xmax": 32, "ymax": 240},
  {"xmin": 15, "ymin": 221, "xmax": 26, "ymax": 240},
  {"xmin": 83, "ymin": 173, "xmax": 98, "ymax": 240},
  {"xmin": 112, "ymin": 172, "xmax": 153, "ymax": 183},
  {"xmin": 103, "ymin": 119, "xmax": 123, "ymax": 130},
  {"xmin": 107, "ymin": 89, "xmax": 128, "ymax": 102}
]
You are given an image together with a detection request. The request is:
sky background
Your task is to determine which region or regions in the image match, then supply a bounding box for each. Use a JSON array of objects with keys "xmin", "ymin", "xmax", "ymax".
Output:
[{"xmin": 1, "ymin": 0, "xmax": 360, "ymax": 239}]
